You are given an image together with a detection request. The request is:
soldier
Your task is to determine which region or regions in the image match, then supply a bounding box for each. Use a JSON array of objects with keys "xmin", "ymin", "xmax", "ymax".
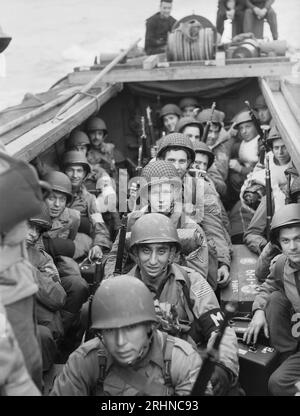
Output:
[
  {"xmin": 175, "ymin": 116, "xmax": 204, "ymax": 143},
  {"xmin": 25, "ymin": 204, "xmax": 67, "ymax": 373},
  {"xmin": 65, "ymin": 130, "xmax": 90, "ymax": 156},
  {"xmin": 51, "ymin": 275, "xmax": 202, "ymax": 396},
  {"xmin": 192, "ymin": 142, "xmax": 229, "ymax": 230},
  {"xmin": 254, "ymin": 94, "xmax": 274, "ymax": 128},
  {"xmin": 126, "ymin": 214, "xmax": 239, "ymax": 395},
  {"xmin": 156, "ymin": 133, "xmax": 232, "ymax": 288},
  {"xmin": 62, "ymin": 150, "xmax": 112, "ymax": 260},
  {"xmin": 243, "ymin": 0, "xmax": 278, "ymax": 41},
  {"xmin": 104, "ymin": 160, "xmax": 212, "ymax": 286},
  {"xmin": 243, "ymin": 204, "xmax": 300, "ymax": 395},
  {"xmin": 0, "ymin": 300, "xmax": 41, "ymax": 396},
  {"xmin": 228, "ymin": 110, "xmax": 260, "ymax": 204},
  {"xmin": 197, "ymin": 108, "xmax": 233, "ymax": 181},
  {"xmin": 85, "ymin": 116, "xmax": 122, "ymax": 178},
  {"xmin": 144, "ymin": 0, "xmax": 176, "ymax": 56},
  {"xmin": 159, "ymin": 104, "xmax": 182, "ymax": 135},
  {"xmin": 43, "ymin": 171, "xmax": 89, "ymax": 333},
  {"xmin": 178, "ymin": 97, "xmax": 201, "ymax": 118},
  {"xmin": 0, "ymin": 150, "xmax": 47, "ymax": 392}
]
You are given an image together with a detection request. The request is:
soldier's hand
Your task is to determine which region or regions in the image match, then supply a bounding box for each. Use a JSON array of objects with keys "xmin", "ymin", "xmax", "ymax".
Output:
[
  {"xmin": 229, "ymin": 159, "xmax": 242, "ymax": 173},
  {"xmin": 88, "ymin": 245, "xmax": 103, "ymax": 261},
  {"xmin": 217, "ymin": 265, "xmax": 230, "ymax": 288},
  {"xmin": 210, "ymin": 364, "xmax": 230, "ymax": 396},
  {"xmin": 243, "ymin": 309, "xmax": 269, "ymax": 345}
]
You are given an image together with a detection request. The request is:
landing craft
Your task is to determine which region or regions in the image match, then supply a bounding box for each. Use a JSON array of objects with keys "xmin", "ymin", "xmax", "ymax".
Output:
[{"xmin": 1, "ymin": 15, "xmax": 300, "ymax": 396}]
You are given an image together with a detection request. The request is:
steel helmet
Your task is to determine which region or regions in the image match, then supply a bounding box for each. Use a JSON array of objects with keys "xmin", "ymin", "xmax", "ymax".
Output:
[
  {"xmin": 66, "ymin": 130, "xmax": 90, "ymax": 149},
  {"xmin": 156, "ymin": 132, "xmax": 196, "ymax": 163},
  {"xmin": 43, "ymin": 171, "xmax": 73, "ymax": 203},
  {"xmin": 28, "ymin": 202, "xmax": 52, "ymax": 231},
  {"xmin": 91, "ymin": 275, "xmax": 157, "ymax": 329},
  {"xmin": 267, "ymin": 125, "xmax": 281, "ymax": 143},
  {"xmin": 175, "ymin": 117, "xmax": 204, "ymax": 138},
  {"xmin": 254, "ymin": 94, "xmax": 267, "ymax": 110},
  {"xmin": 270, "ymin": 203, "xmax": 300, "ymax": 243},
  {"xmin": 232, "ymin": 110, "xmax": 253, "ymax": 127},
  {"xmin": 179, "ymin": 97, "xmax": 199, "ymax": 110},
  {"xmin": 85, "ymin": 117, "xmax": 107, "ymax": 134},
  {"xmin": 197, "ymin": 108, "xmax": 225, "ymax": 125},
  {"xmin": 129, "ymin": 213, "xmax": 180, "ymax": 249},
  {"xmin": 160, "ymin": 104, "xmax": 182, "ymax": 119},
  {"xmin": 62, "ymin": 151, "xmax": 91, "ymax": 175},
  {"xmin": 193, "ymin": 141, "xmax": 215, "ymax": 169},
  {"xmin": 140, "ymin": 160, "xmax": 182, "ymax": 197}
]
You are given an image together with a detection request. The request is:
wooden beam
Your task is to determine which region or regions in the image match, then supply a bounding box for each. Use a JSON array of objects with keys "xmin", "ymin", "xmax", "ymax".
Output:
[
  {"xmin": 259, "ymin": 77, "xmax": 300, "ymax": 170},
  {"xmin": 280, "ymin": 78, "xmax": 300, "ymax": 126},
  {"xmin": 143, "ymin": 54, "xmax": 160, "ymax": 70},
  {"xmin": 6, "ymin": 83, "xmax": 123, "ymax": 162},
  {"xmin": 68, "ymin": 61, "xmax": 293, "ymax": 85}
]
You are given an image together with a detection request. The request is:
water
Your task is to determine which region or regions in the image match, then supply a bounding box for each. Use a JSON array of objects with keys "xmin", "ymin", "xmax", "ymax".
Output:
[{"xmin": 1, "ymin": 0, "xmax": 300, "ymax": 110}]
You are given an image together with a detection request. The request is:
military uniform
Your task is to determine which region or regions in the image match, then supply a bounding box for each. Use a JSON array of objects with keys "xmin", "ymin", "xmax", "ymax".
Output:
[
  {"xmin": 51, "ymin": 329, "xmax": 201, "ymax": 396},
  {"xmin": 130, "ymin": 263, "xmax": 239, "ymax": 381},
  {"xmin": 0, "ymin": 301, "xmax": 41, "ymax": 396},
  {"xmin": 70, "ymin": 185, "xmax": 112, "ymax": 258},
  {"xmin": 0, "ymin": 221, "xmax": 43, "ymax": 391},
  {"xmin": 144, "ymin": 12, "xmax": 176, "ymax": 55}
]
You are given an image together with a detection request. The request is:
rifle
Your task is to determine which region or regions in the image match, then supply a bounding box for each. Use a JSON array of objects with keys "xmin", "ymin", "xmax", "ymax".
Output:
[
  {"xmin": 136, "ymin": 116, "xmax": 148, "ymax": 176},
  {"xmin": 245, "ymin": 100, "xmax": 269, "ymax": 165},
  {"xmin": 114, "ymin": 212, "xmax": 128, "ymax": 276},
  {"xmin": 190, "ymin": 302, "xmax": 237, "ymax": 396},
  {"xmin": 146, "ymin": 106, "xmax": 158, "ymax": 158},
  {"xmin": 265, "ymin": 154, "xmax": 273, "ymax": 241},
  {"xmin": 202, "ymin": 102, "xmax": 216, "ymax": 143}
]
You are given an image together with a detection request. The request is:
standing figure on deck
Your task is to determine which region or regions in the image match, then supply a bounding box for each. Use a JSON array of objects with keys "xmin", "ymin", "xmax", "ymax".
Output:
[
  {"xmin": 144, "ymin": 0, "xmax": 176, "ymax": 56},
  {"xmin": 243, "ymin": 0, "xmax": 278, "ymax": 40},
  {"xmin": 51, "ymin": 275, "xmax": 202, "ymax": 396},
  {"xmin": 216, "ymin": 0, "xmax": 247, "ymax": 38},
  {"xmin": 244, "ymin": 204, "xmax": 300, "ymax": 395}
]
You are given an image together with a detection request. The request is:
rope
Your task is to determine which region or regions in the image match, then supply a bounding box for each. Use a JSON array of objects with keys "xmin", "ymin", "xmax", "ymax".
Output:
[{"xmin": 167, "ymin": 23, "xmax": 215, "ymax": 62}]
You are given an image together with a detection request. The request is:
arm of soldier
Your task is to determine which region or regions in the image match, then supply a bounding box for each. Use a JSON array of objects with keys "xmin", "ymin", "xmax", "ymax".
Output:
[
  {"xmin": 88, "ymin": 194, "xmax": 112, "ymax": 252},
  {"xmin": 243, "ymin": 196, "xmax": 268, "ymax": 255},
  {"xmin": 170, "ymin": 339, "xmax": 202, "ymax": 396},
  {"xmin": 201, "ymin": 197, "xmax": 231, "ymax": 269},
  {"xmin": 35, "ymin": 267, "xmax": 67, "ymax": 312},
  {"xmin": 255, "ymin": 242, "xmax": 282, "ymax": 283},
  {"xmin": 244, "ymin": 257, "xmax": 283, "ymax": 344},
  {"xmin": 68, "ymin": 209, "xmax": 81, "ymax": 241},
  {"xmin": 0, "ymin": 306, "xmax": 41, "ymax": 396},
  {"xmin": 207, "ymin": 164, "xmax": 227, "ymax": 198},
  {"xmin": 50, "ymin": 343, "xmax": 99, "ymax": 396},
  {"xmin": 189, "ymin": 275, "xmax": 239, "ymax": 378},
  {"xmin": 184, "ymin": 225, "xmax": 209, "ymax": 280}
]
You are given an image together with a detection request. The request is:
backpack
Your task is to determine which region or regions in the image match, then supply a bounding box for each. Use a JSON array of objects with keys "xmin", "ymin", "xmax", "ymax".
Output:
[{"xmin": 93, "ymin": 331, "xmax": 175, "ymax": 396}]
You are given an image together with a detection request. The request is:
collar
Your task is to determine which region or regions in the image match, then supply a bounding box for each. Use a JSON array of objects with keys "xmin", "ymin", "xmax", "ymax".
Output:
[{"xmin": 285, "ymin": 259, "xmax": 300, "ymax": 274}]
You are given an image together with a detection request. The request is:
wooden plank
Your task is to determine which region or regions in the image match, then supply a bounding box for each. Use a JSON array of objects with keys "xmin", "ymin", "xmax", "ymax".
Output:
[
  {"xmin": 259, "ymin": 77, "xmax": 300, "ymax": 170},
  {"xmin": 5, "ymin": 83, "xmax": 123, "ymax": 162},
  {"xmin": 280, "ymin": 78, "xmax": 300, "ymax": 126},
  {"xmin": 68, "ymin": 61, "xmax": 293, "ymax": 85}
]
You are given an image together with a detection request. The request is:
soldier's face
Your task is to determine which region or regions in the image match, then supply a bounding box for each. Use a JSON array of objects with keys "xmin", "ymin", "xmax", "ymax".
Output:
[
  {"xmin": 238, "ymin": 122, "xmax": 257, "ymax": 142},
  {"xmin": 74, "ymin": 144, "xmax": 88, "ymax": 156},
  {"xmin": 137, "ymin": 243, "xmax": 173, "ymax": 279},
  {"xmin": 182, "ymin": 126, "xmax": 201, "ymax": 143},
  {"xmin": 149, "ymin": 183, "xmax": 175, "ymax": 213},
  {"xmin": 164, "ymin": 149, "xmax": 189, "ymax": 178},
  {"xmin": 194, "ymin": 153, "xmax": 209, "ymax": 172},
  {"xmin": 65, "ymin": 165, "xmax": 86, "ymax": 188},
  {"xmin": 45, "ymin": 191, "xmax": 67, "ymax": 218},
  {"xmin": 272, "ymin": 138, "xmax": 290, "ymax": 165},
  {"xmin": 206, "ymin": 123, "xmax": 220, "ymax": 146},
  {"xmin": 26, "ymin": 222, "xmax": 42, "ymax": 246},
  {"xmin": 102, "ymin": 323, "xmax": 150, "ymax": 365},
  {"xmin": 182, "ymin": 106, "xmax": 197, "ymax": 118},
  {"xmin": 160, "ymin": 2, "xmax": 172, "ymax": 18},
  {"xmin": 163, "ymin": 114, "xmax": 179, "ymax": 133},
  {"xmin": 279, "ymin": 227, "xmax": 300, "ymax": 264},
  {"xmin": 88, "ymin": 130, "xmax": 105, "ymax": 148},
  {"xmin": 257, "ymin": 108, "xmax": 271, "ymax": 124}
]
